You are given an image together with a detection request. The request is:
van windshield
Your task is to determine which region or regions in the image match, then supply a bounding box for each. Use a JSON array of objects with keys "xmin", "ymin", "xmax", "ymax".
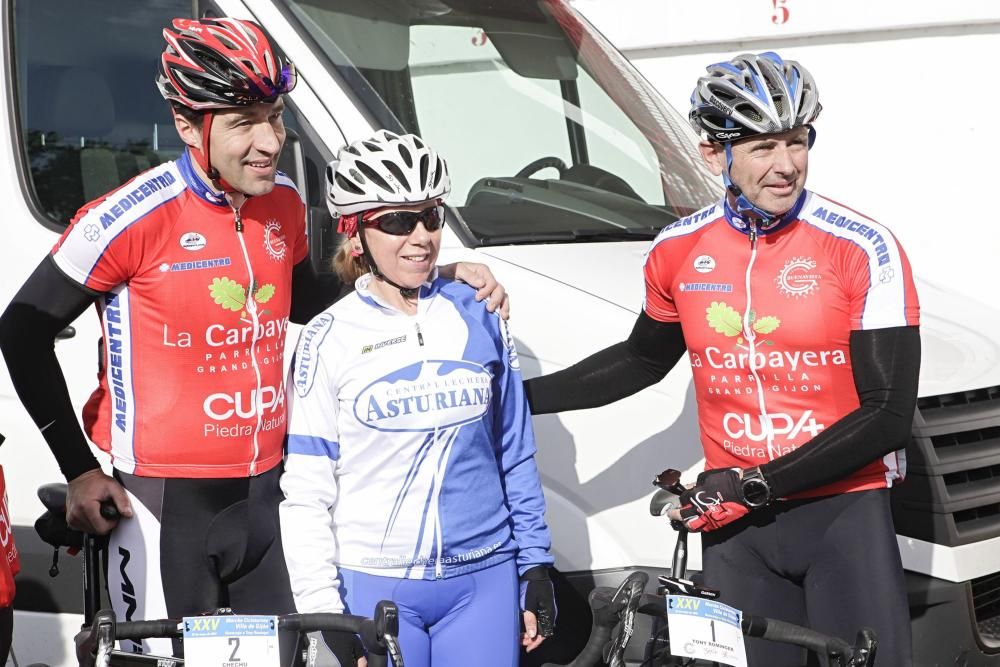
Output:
[{"xmin": 282, "ymin": 0, "xmax": 721, "ymax": 245}]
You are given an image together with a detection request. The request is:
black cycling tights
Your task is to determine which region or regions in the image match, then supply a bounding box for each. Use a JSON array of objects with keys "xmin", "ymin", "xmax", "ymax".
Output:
[
  {"xmin": 701, "ymin": 490, "xmax": 911, "ymax": 667},
  {"xmin": 0, "ymin": 606, "xmax": 11, "ymax": 666},
  {"xmin": 107, "ymin": 465, "xmax": 296, "ymax": 658}
]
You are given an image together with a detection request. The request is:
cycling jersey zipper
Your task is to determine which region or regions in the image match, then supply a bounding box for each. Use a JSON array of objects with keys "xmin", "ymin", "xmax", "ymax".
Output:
[
  {"xmin": 230, "ymin": 198, "xmax": 263, "ymax": 475},
  {"xmin": 413, "ymin": 315, "xmax": 446, "ymax": 579},
  {"xmin": 744, "ymin": 222, "xmax": 777, "ymax": 460}
]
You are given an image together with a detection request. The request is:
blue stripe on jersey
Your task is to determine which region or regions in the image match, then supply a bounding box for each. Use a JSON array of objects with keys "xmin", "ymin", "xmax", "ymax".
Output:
[
  {"xmin": 286, "ymin": 434, "xmax": 341, "ymax": 460},
  {"xmin": 382, "ymin": 432, "xmax": 437, "ymax": 549},
  {"xmin": 177, "ymin": 152, "xmax": 226, "ymax": 206},
  {"xmin": 405, "ymin": 476, "xmax": 439, "ymax": 579},
  {"xmin": 645, "ymin": 201, "xmax": 722, "ymax": 261},
  {"xmin": 84, "ymin": 194, "xmax": 183, "ymax": 284}
]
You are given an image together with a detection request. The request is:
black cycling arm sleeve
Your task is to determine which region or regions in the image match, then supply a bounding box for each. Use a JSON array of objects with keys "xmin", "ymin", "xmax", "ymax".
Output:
[
  {"xmin": 0, "ymin": 257, "xmax": 101, "ymax": 480},
  {"xmin": 289, "ymin": 258, "xmax": 349, "ymax": 324},
  {"xmin": 524, "ymin": 311, "xmax": 687, "ymax": 415},
  {"xmin": 761, "ymin": 326, "xmax": 920, "ymax": 498}
]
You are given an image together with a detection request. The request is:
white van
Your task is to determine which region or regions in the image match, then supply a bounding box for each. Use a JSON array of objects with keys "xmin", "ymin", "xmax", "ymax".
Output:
[{"xmin": 1, "ymin": 1, "xmax": 999, "ymax": 666}]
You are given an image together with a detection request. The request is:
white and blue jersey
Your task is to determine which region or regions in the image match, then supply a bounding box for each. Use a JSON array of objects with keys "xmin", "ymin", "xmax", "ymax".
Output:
[{"xmin": 279, "ymin": 273, "xmax": 553, "ymax": 614}]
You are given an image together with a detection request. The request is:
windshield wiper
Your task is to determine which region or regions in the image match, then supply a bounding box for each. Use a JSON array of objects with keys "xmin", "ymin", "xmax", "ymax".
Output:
[{"xmin": 482, "ymin": 227, "xmax": 663, "ymax": 245}]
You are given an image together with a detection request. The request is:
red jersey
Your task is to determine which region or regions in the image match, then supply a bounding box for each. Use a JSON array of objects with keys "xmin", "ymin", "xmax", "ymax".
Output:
[
  {"xmin": 644, "ymin": 191, "xmax": 919, "ymax": 498},
  {"xmin": 0, "ymin": 467, "xmax": 18, "ymax": 607},
  {"xmin": 52, "ymin": 152, "xmax": 308, "ymax": 478}
]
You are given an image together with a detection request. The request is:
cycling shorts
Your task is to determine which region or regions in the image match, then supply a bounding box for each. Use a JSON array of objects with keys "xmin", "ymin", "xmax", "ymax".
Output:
[
  {"xmin": 107, "ymin": 465, "xmax": 295, "ymax": 657},
  {"xmin": 339, "ymin": 559, "xmax": 519, "ymax": 667},
  {"xmin": 701, "ymin": 489, "xmax": 910, "ymax": 666}
]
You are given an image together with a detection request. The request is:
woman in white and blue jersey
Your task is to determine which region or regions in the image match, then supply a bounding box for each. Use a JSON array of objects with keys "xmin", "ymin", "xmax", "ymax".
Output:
[{"xmin": 279, "ymin": 131, "xmax": 556, "ymax": 667}]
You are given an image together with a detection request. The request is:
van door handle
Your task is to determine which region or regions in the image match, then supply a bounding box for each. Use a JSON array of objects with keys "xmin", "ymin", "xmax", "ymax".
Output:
[{"xmin": 56, "ymin": 326, "xmax": 76, "ymax": 340}]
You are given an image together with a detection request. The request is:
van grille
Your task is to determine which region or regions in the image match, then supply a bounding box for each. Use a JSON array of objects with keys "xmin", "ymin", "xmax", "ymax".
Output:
[
  {"xmin": 891, "ymin": 385, "xmax": 1000, "ymax": 546},
  {"xmin": 918, "ymin": 386, "xmax": 1000, "ymax": 410},
  {"xmin": 972, "ymin": 572, "xmax": 1000, "ymax": 645}
]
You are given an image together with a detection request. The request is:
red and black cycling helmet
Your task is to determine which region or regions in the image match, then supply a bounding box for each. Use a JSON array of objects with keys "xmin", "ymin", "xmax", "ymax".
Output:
[{"xmin": 156, "ymin": 17, "xmax": 296, "ymax": 110}]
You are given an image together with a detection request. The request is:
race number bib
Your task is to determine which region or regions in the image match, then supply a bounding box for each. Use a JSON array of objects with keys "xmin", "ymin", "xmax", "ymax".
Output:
[
  {"xmin": 183, "ymin": 616, "xmax": 280, "ymax": 667},
  {"xmin": 667, "ymin": 595, "xmax": 747, "ymax": 667}
]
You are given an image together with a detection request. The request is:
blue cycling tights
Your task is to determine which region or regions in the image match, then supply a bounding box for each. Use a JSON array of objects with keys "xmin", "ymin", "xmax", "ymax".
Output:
[{"xmin": 340, "ymin": 559, "xmax": 519, "ymax": 667}]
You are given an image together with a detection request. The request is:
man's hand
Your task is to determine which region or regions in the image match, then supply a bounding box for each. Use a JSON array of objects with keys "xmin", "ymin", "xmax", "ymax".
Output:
[
  {"xmin": 303, "ymin": 630, "xmax": 366, "ymax": 667},
  {"xmin": 669, "ymin": 469, "xmax": 750, "ymax": 533},
  {"xmin": 66, "ymin": 469, "xmax": 132, "ymax": 534},
  {"xmin": 520, "ymin": 565, "xmax": 556, "ymax": 653},
  {"xmin": 440, "ymin": 262, "xmax": 510, "ymax": 320}
]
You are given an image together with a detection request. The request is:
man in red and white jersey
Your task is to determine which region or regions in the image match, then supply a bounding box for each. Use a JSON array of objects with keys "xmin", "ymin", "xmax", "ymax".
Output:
[
  {"xmin": 0, "ymin": 17, "xmax": 506, "ymax": 657},
  {"xmin": 0, "ymin": 439, "xmax": 19, "ymax": 666},
  {"xmin": 526, "ymin": 52, "xmax": 919, "ymax": 664}
]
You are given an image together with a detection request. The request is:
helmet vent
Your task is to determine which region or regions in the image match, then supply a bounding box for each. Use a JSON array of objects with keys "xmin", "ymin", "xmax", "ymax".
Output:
[
  {"xmin": 336, "ymin": 173, "xmax": 365, "ymax": 195},
  {"xmin": 212, "ymin": 32, "xmax": 242, "ymax": 52},
  {"xmin": 432, "ymin": 158, "xmax": 443, "ymax": 188},
  {"xmin": 345, "ymin": 146, "xmax": 360, "ymax": 156},
  {"xmin": 362, "ymin": 141, "xmax": 383, "ymax": 153},
  {"xmin": 356, "ymin": 162, "xmax": 393, "ymax": 193},
  {"xmin": 382, "ymin": 160, "xmax": 410, "ymax": 192},
  {"xmin": 398, "ymin": 143, "xmax": 413, "ymax": 168},
  {"xmin": 412, "ymin": 135, "xmax": 425, "ymax": 149},
  {"xmin": 419, "ymin": 154, "xmax": 430, "ymax": 190}
]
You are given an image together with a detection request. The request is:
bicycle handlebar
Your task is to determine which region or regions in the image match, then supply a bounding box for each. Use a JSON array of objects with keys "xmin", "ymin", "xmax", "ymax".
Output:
[
  {"xmin": 80, "ymin": 603, "xmax": 403, "ymax": 667},
  {"xmin": 545, "ymin": 584, "xmax": 876, "ymax": 667}
]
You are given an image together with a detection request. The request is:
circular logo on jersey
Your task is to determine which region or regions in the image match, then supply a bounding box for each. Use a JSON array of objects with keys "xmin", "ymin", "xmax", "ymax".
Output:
[
  {"xmin": 264, "ymin": 219, "xmax": 287, "ymax": 262},
  {"xmin": 775, "ymin": 256, "xmax": 821, "ymax": 298},
  {"xmin": 180, "ymin": 232, "xmax": 207, "ymax": 251},
  {"xmin": 693, "ymin": 255, "xmax": 716, "ymax": 273}
]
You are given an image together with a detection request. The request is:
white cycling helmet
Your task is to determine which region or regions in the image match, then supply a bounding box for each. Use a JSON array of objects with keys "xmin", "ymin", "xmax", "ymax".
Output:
[
  {"xmin": 326, "ymin": 130, "xmax": 451, "ymax": 217},
  {"xmin": 689, "ymin": 52, "xmax": 821, "ymax": 143}
]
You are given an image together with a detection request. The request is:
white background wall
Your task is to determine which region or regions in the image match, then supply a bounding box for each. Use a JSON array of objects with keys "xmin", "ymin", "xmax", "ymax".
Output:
[{"xmin": 573, "ymin": 0, "xmax": 1000, "ymax": 312}]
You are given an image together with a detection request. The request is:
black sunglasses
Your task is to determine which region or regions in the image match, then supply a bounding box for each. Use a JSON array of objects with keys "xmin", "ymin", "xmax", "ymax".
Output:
[{"xmin": 364, "ymin": 205, "xmax": 445, "ymax": 236}]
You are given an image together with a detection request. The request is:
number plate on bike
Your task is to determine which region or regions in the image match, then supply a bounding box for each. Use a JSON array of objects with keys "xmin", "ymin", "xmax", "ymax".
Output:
[
  {"xmin": 666, "ymin": 595, "xmax": 747, "ymax": 667},
  {"xmin": 182, "ymin": 615, "xmax": 280, "ymax": 667}
]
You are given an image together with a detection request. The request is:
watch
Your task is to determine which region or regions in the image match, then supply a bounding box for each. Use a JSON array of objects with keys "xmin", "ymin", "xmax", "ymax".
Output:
[{"xmin": 741, "ymin": 467, "xmax": 772, "ymax": 508}]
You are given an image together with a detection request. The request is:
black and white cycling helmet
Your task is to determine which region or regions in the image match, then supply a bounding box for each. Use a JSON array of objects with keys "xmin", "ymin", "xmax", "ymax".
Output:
[
  {"xmin": 326, "ymin": 130, "xmax": 451, "ymax": 217},
  {"xmin": 689, "ymin": 51, "xmax": 821, "ymax": 143}
]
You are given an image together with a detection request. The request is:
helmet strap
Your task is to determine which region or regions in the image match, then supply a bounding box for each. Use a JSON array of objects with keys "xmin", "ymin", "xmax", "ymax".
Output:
[
  {"xmin": 192, "ymin": 112, "xmax": 239, "ymax": 194},
  {"xmin": 357, "ymin": 227, "xmax": 419, "ymax": 301}
]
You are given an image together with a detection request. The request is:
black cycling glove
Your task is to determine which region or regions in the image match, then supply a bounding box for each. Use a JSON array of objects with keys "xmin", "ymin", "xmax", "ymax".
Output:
[
  {"xmin": 519, "ymin": 565, "xmax": 557, "ymax": 638},
  {"xmin": 303, "ymin": 630, "xmax": 364, "ymax": 667},
  {"xmin": 678, "ymin": 469, "xmax": 751, "ymax": 533}
]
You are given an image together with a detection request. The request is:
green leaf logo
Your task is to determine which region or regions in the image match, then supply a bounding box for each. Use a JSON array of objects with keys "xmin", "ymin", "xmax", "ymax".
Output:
[
  {"xmin": 706, "ymin": 301, "xmax": 781, "ymax": 345},
  {"xmin": 706, "ymin": 301, "xmax": 743, "ymax": 337},
  {"xmin": 210, "ymin": 277, "xmax": 247, "ymax": 312},
  {"xmin": 254, "ymin": 284, "xmax": 276, "ymax": 304},
  {"xmin": 209, "ymin": 277, "xmax": 279, "ymax": 314},
  {"xmin": 753, "ymin": 316, "xmax": 781, "ymax": 334}
]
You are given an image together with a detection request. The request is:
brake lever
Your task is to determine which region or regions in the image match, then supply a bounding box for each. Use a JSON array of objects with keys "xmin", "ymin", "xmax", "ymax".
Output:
[
  {"xmin": 374, "ymin": 600, "xmax": 404, "ymax": 666},
  {"xmin": 601, "ymin": 571, "xmax": 648, "ymax": 667},
  {"xmin": 850, "ymin": 627, "xmax": 878, "ymax": 666}
]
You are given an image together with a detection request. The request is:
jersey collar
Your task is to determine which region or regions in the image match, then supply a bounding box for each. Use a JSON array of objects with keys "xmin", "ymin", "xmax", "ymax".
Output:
[
  {"xmin": 178, "ymin": 150, "xmax": 228, "ymax": 207},
  {"xmin": 723, "ymin": 189, "xmax": 809, "ymax": 236},
  {"xmin": 355, "ymin": 269, "xmax": 442, "ymax": 313}
]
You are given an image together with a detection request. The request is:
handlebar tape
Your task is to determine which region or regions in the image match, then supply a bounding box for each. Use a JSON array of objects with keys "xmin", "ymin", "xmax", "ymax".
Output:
[{"xmin": 742, "ymin": 615, "xmax": 853, "ymax": 658}]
